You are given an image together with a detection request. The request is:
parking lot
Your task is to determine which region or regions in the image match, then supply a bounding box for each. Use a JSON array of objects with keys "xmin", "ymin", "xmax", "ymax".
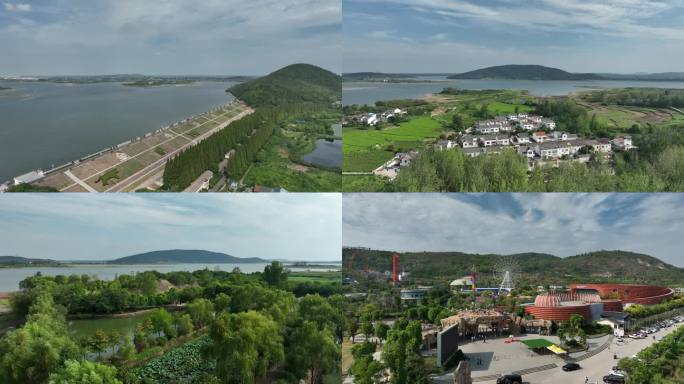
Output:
[{"xmin": 431, "ymin": 316, "xmax": 683, "ymax": 384}]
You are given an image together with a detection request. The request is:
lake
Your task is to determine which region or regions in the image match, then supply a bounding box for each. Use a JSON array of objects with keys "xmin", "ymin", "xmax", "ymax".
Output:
[
  {"xmin": 303, "ymin": 139, "xmax": 342, "ymax": 168},
  {"xmin": 0, "ymin": 81, "xmax": 235, "ymax": 182},
  {"xmin": 301, "ymin": 123, "xmax": 342, "ymax": 168},
  {"xmin": 68, "ymin": 311, "xmax": 154, "ymax": 338},
  {"xmin": 343, "ymin": 77, "xmax": 684, "ymax": 105},
  {"xmin": 0, "ymin": 262, "xmax": 341, "ymax": 292}
]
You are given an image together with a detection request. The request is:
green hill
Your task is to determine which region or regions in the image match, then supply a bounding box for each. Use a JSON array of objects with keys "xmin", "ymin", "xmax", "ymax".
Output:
[
  {"xmin": 0, "ymin": 256, "xmax": 62, "ymax": 266},
  {"xmin": 108, "ymin": 249, "xmax": 267, "ymax": 264},
  {"xmin": 343, "ymin": 249, "xmax": 684, "ymax": 286},
  {"xmin": 448, "ymin": 64, "xmax": 602, "ymax": 80},
  {"xmin": 228, "ymin": 63, "xmax": 341, "ymax": 107}
]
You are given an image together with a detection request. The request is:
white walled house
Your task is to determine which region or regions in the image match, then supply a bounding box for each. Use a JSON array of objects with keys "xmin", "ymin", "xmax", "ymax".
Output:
[
  {"xmin": 436, "ymin": 139, "xmax": 458, "ymax": 150},
  {"xmin": 460, "ymin": 135, "xmax": 479, "ymax": 148},
  {"xmin": 611, "ymin": 135, "xmax": 633, "ymax": 150},
  {"xmin": 531, "ymin": 131, "xmax": 548, "ymax": 143},
  {"xmin": 542, "ymin": 119, "xmax": 556, "ymax": 130},
  {"xmin": 513, "ymin": 133, "xmax": 530, "ymax": 144},
  {"xmin": 479, "ymin": 135, "xmax": 510, "ymax": 147}
]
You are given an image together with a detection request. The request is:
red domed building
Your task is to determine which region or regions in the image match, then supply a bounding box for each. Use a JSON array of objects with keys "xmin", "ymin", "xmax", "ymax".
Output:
[{"xmin": 524, "ymin": 284, "xmax": 674, "ymax": 322}]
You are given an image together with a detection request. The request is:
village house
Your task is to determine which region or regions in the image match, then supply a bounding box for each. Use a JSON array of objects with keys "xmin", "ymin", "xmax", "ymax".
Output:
[
  {"xmin": 463, "ymin": 146, "xmax": 503, "ymax": 158},
  {"xmin": 512, "ymin": 132, "xmax": 530, "ymax": 144},
  {"xmin": 611, "ymin": 135, "xmax": 633, "ymax": 150},
  {"xmin": 548, "ymin": 131, "xmax": 578, "ymax": 142},
  {"xmin": 479, "ymin": 135, "xmax": 510, "ymax": 147},
  {"xmin": 436, "ymin": 139, "xmax": 459, "ymax": 150},
  {"xmin": 531, "ymin": 131, "xmax": 548, "ymax": 143},
  {"xmin": 460, "ymin": 135, "xmax": 479, "ymax": 148},
  {"xmin": 534, "ymin": 140, "xmax": 583, "ymax": 159},
  {"xmin": 373, "ymin": 151, "xmax": 419, "ymax": 180}
]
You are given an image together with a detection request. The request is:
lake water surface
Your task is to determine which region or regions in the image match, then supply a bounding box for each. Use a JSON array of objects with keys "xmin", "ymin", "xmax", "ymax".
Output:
[
  {"xmin": 0, "ymin": 262, "xmax": 341, "ymax": 292},
  {"xmin": 0, "ymin": 81, "xmax": 235, "ymax": 181},
  {"xmin": 343, "ymin": 77, "xmax": 684, "ymax": 105},
  {"xmin": 301, "ymin": 123, "xmax": 342, "ymax": 168}
]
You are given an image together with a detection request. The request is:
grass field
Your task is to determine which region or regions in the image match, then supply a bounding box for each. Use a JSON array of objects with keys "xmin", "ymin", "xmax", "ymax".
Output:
[
  {"xmin": 96, "ymin": 168, "xmax": 120, "ymax": 186},
  {"xmin": 288, "ymin": 271, "xmax": 341, "ymax": 284},
  {"xmin": 344, "ymin": 116, "xmax": 442, "ymax": 152},
  {"xmin": 343, "ymin": 116, "xmax": 442, "ymax": 171},
  {"xmin": 343, "ymin": 150, "xmax": 395, "ymax": 172}
]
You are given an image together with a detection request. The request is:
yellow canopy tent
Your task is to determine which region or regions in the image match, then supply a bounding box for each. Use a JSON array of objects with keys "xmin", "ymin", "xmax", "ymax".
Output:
[{"xmin": 547, "ymin": 344, "xmax": 567, "ymax": 355}]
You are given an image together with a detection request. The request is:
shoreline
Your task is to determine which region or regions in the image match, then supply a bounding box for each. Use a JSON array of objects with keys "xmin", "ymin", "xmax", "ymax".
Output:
[{"xmin": 3, "ymin": 97, "xmax": 242, "ymax": 188}]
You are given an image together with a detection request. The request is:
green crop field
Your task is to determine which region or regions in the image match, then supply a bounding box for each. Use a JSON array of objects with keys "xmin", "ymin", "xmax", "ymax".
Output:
[
  {"xmin": 343, "ymin": 150, "xmax": 394, "ymax": 172},
  {"xmin": 483, "ymin": 101, "xmax": 534, "ymax": 115},
  {"xmin": 343, "ymin": 116, "xmax": 442, "ymax": 171},
  {"xmin": 344, "ymin": 116, "xmax": 442, "ymax": 152}
]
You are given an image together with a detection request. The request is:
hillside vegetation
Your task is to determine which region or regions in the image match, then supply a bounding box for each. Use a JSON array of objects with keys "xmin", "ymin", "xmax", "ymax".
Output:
[
  {"xmin": 229, "ymin": 63, "xmax": 341, "ymax": 107},
  {"xmin": 448, "ymin": 65, "xmax": 602, "ymax": 80},
  {"xmin": 108, "ymin": 249, "xmax": 267, "ymax": 264},
  {"xmin": 0, "ymin": 256, "xmax": 62, "ymax": 266},
  {"xmin": 343, "ymin": 249, "xmax": 684, "ymax": 286}
]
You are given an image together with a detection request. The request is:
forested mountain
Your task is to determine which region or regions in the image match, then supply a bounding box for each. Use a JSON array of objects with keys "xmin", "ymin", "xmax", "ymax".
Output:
[
  {"xmin": 0, "ymin": 256, "xmax": 61, "ymax": 265},
  {"xmin": 343, "ymin": 72, "xmax": 418, "ymax": 81},
  {"xmin": 108, "ymin": 249, "xmax": 266, "ymax": 264},
  {"xmin": 448, "ymin": 65, "xmax": 602, "ymax": 80},
  {"xmin": 228, "ymin": 63, "xmax": 341, "ymax": 107},
  {"xmin": 343, "ymin": 249, "xmax": 684, "ymax": 285}
]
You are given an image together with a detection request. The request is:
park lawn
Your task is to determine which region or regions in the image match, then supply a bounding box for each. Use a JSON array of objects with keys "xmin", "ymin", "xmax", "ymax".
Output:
[
  {"xmin": 485, "ymin": 101, "xmax": 534, "ymax": 115},
  {"xmin": 343, "ymin": 116, "xmax": 443, "ymax": 152},
  {"xmin": 288, "ymin": 271, "xmax": 341, "ymax": 284},
  {"xmin": 343, "ymin": 150, "xmax": 395, "ymax": 172}
]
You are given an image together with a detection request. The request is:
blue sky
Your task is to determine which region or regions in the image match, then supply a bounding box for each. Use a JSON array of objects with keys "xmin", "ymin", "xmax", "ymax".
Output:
[
  {"xmin": 343, "ymin": 193, "xmax": 684, "ymax": 267},
  {"xmin": 0, "ymin": 194, "xmax": 341, "ymax": 261},
  {"xmin": 0, "ymin": 0, "xmax": 341, "ymax": 75},
  {"xmin": 343, "ymin": 0, "xmax": 684, "ymax": 73}
]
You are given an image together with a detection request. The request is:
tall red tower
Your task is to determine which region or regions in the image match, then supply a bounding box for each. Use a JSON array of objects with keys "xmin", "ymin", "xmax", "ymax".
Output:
[{"xmin": 392, "ymin": 253, "xmax": 399, "ymax": 285}]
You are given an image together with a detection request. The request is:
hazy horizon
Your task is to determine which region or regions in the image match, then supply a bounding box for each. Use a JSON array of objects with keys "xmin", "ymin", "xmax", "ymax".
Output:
[
  {"xmin": 0, "ymin": 0, "xmax": 341, "ymax": 76},
  {"xmin": 343, "ymin": 193, "xmax": 684, "ymax": 267},
  {"xmin": 344, "ymin": 0, "xmax": 684, "ymax": 74},
  {"xmin": 0, "ymin": 194, "xmax": 342, "ymax": 262}
]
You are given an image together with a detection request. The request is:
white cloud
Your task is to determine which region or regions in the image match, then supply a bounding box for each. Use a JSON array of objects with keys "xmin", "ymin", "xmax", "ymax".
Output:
[
  {"xmin": 0, "ymin": 194, "xmax": 342, "ymax": 261},
  {"xmin": 4, "ymin": 2, "xmax": 31, "ymax": 12},
  {"xmin": 343, "ymin": 193, "xmax": 684, "ymax": 267},
  {"xmin": 0, "ymin": 0, "xmax": 341, "ymax": 75}
]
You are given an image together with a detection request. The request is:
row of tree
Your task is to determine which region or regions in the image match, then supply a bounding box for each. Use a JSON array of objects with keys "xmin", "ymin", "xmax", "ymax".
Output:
[
  {"xmin": 1, "ymin": 262, "xmax": 346, "ymax": 384},
  {"xmin": 582, "ymin": 88, "xmax": 684, "ymax": 109},
  {"xmin": 386, "ymin": 143, "xmax": 684, "ymax": 192}
]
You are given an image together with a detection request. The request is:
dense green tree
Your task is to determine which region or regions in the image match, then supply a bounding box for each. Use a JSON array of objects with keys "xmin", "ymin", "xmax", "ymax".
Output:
[
  {"xmin": 263, "ymin": 261, "xmax": 287, "ymax": 287},
  {"xmin": 213, "ymin": 293, "xmax": 231, "ymax": 313},
  {"xmin": 48, "ymin": 359, "xmax": 121, "ymax": 384},
  {"xmin": 0, "ymin": 295, "xmax": 80, "ymax": 384},
  {"xmin": 176, "ymin": 313, "xmax": 195, "ymax": 336},
  {"xmin": 286, "ymin": 321, "xmax": 340, "ymax": 384},
  {"xmin": 204, "ymin": 311, "xmax": 284, "ymax": 384},
  {"xmin": 150, "ymin": 308, "xmax": 176, "ymax": 339},
  {"xmin": 187, "ymin": 298, "xmax": 214, "ymax": 328},
  {"xmin": 383, "ymin": 320, "xmax": 428, "ymax": 384}
]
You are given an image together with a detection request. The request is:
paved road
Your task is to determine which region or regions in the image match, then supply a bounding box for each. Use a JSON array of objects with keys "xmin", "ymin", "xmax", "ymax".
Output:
[
  {"xmin": 64, "ymin": 169, "xmax": 98, "ymax": 192},
  {"xmin": 107, "ymin": 108, "xmax": 252, "ymax": 192}
]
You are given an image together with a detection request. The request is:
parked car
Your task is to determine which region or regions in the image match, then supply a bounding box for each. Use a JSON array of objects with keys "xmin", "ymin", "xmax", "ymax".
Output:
[
  {"xmin": 603, "ymin": 374, "xmax": 626, "ymax": 383},
  {"xmin": 608, "ymin": 367, "xmax": 626, "ymax": 377},
  {"xmin": 562, "ymin": 362, "xmax": 581, "ymax": 371},
  {"xmin": 497, "ymin": 374, "xmax": 523, "ymax": 384}
]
